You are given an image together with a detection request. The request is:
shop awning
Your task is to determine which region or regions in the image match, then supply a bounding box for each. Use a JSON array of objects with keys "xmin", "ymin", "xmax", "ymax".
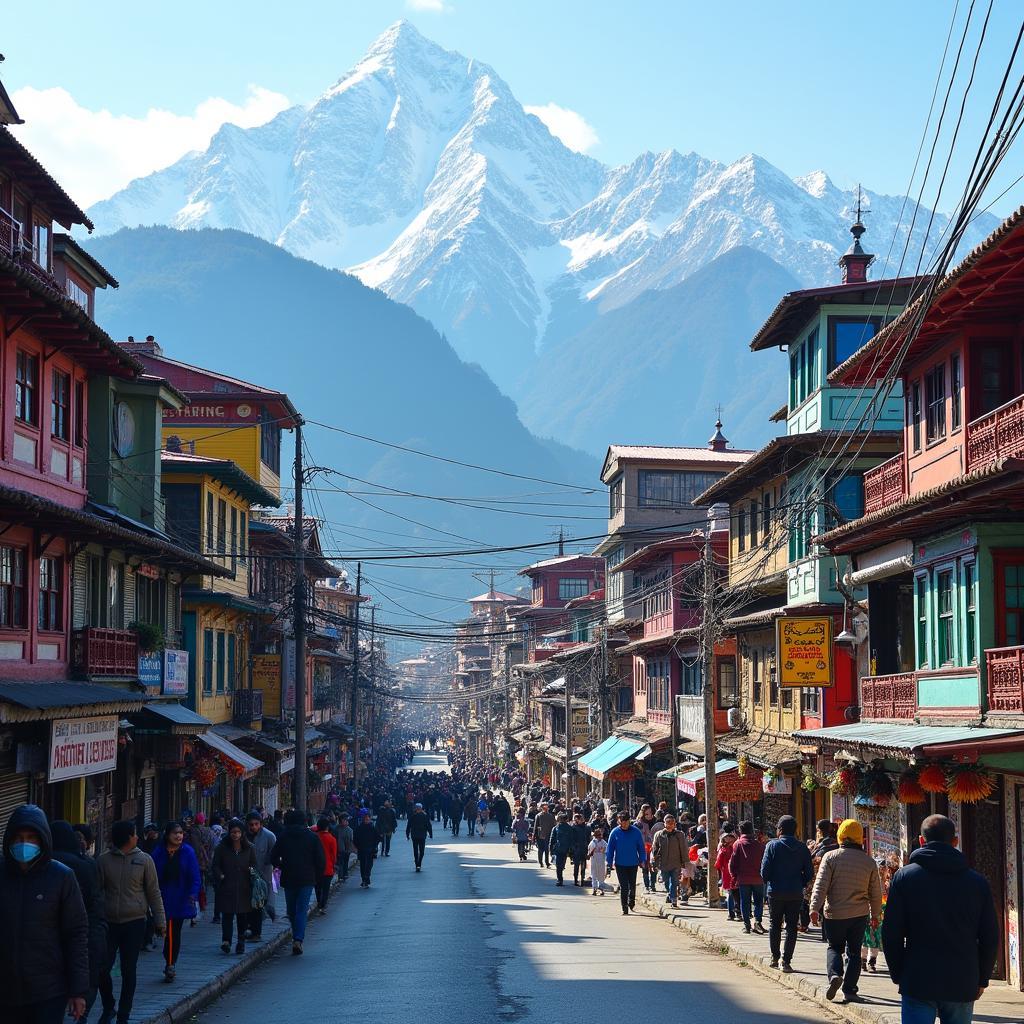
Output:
[
  {"xmin": 792, "ymin": 722, "xmax": 1024, "ymax": 756},
  {"xmin": 199, "ymin": 730, "xmax": 264, "ymax": 778},
  {"xmin": 139, "ymin": 702, "xmax": 210, "ymax": 734},
  {"xmin": 577, "ymin": 735, "xmax": 647, "ymax": 779},
  {"xmin": 845, "ymin": 555, "xmax": 913, "ymax": 588},
  {"xmin": 676, "ymin": 759, "xmax": 765, "ymax": 802},
  {"xmin": 0, "ymin": 681, "xmax": 145, "ymax": 723},
  {"xmin": 657, "ymin": 760, "xmax": 702, "ymax": 779}
]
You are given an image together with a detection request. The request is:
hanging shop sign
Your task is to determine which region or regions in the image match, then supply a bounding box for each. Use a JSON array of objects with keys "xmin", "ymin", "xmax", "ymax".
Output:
[
  {"xmin": 49, "ymin": 715, "xmax": 119, "ymax": 782},
  {"xmin": 776, "ymin": 616, "xmax": 833, "ymax": 687},
  {"xmin": 162, "ymin": 649, "xmax": 189, "ymax": 696}
]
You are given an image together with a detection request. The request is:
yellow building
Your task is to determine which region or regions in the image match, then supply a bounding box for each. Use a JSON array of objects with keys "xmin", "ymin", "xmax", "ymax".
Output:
[{"xmin": 161, "ymin": 451, "xmax": 280, "ymax": 725}]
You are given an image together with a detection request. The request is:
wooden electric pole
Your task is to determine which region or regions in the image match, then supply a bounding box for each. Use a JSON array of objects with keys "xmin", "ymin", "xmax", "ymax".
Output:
[
  {"xmin": 292, "ymin": 419, "xmax": 307, "ymax": 813},
  {"xmin": 701, "ymin": 515, "xmax": 720, "ymax": 908},
  {"xmin": 350, "ymin": 563, "xmax": 362, "ymax": 787}
]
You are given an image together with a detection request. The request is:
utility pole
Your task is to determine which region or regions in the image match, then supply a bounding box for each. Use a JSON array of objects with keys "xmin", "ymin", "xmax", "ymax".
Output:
[
  {"xmin": 564, "ymin": 666, "xmax": 571, "ymax": 802},
  {"xmin": 701, "ymin": 513, "xmax": 720, "ymax": 908},
  {"xmin": 368, "ymin": 607, "xmax": 376, "ymax": 771},
  {"xmin": 350, "ymin": 563, "xmax": 362, "ymax": 787},
  {"xmin": 292, "ymin": 419, "xmax": 307, "ymax": 813}
]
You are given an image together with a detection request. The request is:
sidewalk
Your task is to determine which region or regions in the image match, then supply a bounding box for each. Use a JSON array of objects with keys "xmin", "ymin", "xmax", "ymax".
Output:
[
  {"xmin": 128, "ymin": 875, "xmax": 350, "ymax": 1024},
  {"xmin": 635, "ymin": 889, "xmax": 1023, "ymax": 1024}
]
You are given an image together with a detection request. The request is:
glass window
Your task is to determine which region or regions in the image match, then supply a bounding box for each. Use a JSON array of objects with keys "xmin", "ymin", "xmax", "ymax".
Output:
[
  {"xmin": 203, "ymin": 628, "xmax": 214, "ymax": 693},
  {"xmin": 51, "ymin": 370, "xmax": 70, "ymax": 442},
  {"xmin": 637, "ymin": 470, "xmax": 726, "ymax": 509},
  {"xmin": 937, "ymin": 570, "xmax": 954, "ymax": 665},
  {"xmin": 749, "ymin": 500, "xmax": 759, "ymax": 547},
  {"xmin": 769, "ymin": 661, "xmax": 779, "ymax": 706},
  {"xmin": 558, "ymin": 577, "xmax": 589, "ymax": 601},
  {"xmin": 260, "ymin": 410, "xmax": 281, "ymax": 474},
  {"xmin": 782, "ymin": 686, "xmax": 793, "ymax": 708},
  {"xmin": 925, "ymin": 365, "xmax": 946, "ymax": 442},
  {"xmin": 964, "ymin": 562, "xmax": 976, "ymax": 663},
  {"xmin": 205, "ymin": 492, "xmax": 214, "ymax": 555},
  {"xmin": 801, "ymin": 687, "xmax": 820, "ymax": 714},
  {"xmin": 609, "ymin": 476, "xmax": 624, "ymax": 516},
  {"xmin": 737, "ymin": 508, "xmax": 746, "ymax": 553},
  {"xmin": 66, "ymin": 278, "xmax": 90, "ymax": 311},
  {"xmin": 751, "ymin": 649, "xmax": 762, "ymax": 705},
  {"xmin": 910, "ymin": 382, "xmax": 922, "ymax": 452},
  {"xmin": 646, "ymin": 656, "xmax": 671, "ymax": 710},
  {"xmin": 227, "ymin": 633, "xmax": 237, "ymax": 693},
  {"xmin": 216, "ymin": 499, "xmax": 227, "ymax": 556},
  {"xmin": 717, "ymin": 660, "xmax": 737, "ymax": 708},
  {"xmin": 680, "ymin": 661, "xmax": 702, "ymax": 696},
  {"xmin": 15, "ymin": 351, "xmax": 38, "ymax": 425},
  {"xmin": 136, "ymin": 575, "xmax": 167, "ymax": 631},
  {"xmin": 1003, "ymin": 563, "xmax": 1023, "ymax": 648},
  {"xmin": 0, "ymin": 546, "xmax": 27, "ymax": 628},
  {"xmin": 74, "ymin": 380, "xmax": 85, "ymax": 447},
  {"xmin": 38, "ymin": 556, "xmax": 61, "ymax": 631},
  {"xmin": 829, "ymin": 317, "xmax": 880, "ymax": 370},
  {"xmin": 790, "ymin": 351, "xmax": 799, "ymax": 408},
  {"xmin": 805, "ymin": 328, "xmax": 818, "ymax": 398},
  {"xmin": 230, "ymin": 506, "xmax": 238, "ymax": 573},
  {"xmin": 761, "ymin": 494, "xmax": 772, "ymax": 540},
  {"xmin": 916, "ymin": 575, "xmax": 929, "ymax": 668},
  {"xmin": 32, "ymin": 220, "xmax": 49, "ymax": 269},
  {"xmin": 950, "ymin": 354, "xmax": 961, "ymax": 430},
  {"xmin": 215, "ymin": 631, "xmax": 226, "ymax": 692}
]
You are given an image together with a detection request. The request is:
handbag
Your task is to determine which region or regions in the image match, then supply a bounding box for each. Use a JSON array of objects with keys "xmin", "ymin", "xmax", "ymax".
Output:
[{"xmin": 250, "ymin": 867, "xmax": 269, "ymax": 910}]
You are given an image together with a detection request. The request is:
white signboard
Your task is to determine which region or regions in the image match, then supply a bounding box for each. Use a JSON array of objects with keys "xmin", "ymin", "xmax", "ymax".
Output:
[
  {"xmin": 49, "ymin": 715, "xmax": 119, "ymax": 782},
  {"xmin": 163, "ymin": 649, "xmax": 189, "ymax": 696}
]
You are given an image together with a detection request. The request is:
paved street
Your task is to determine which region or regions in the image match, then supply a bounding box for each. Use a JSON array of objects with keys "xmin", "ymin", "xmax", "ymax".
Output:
[{"xmin": 197, "ymin": 753, "xmax": 832, "ymax": 1023}]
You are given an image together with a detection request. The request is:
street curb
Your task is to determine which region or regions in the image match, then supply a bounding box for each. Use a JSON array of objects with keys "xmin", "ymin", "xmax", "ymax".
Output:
[
  {"xmin": 139, "ymin": 925, "xmax": 294, "ymax": 1024},
  {"xmin": 636, "ymin": 892, "xmax": 900, "ymax": 1024}
]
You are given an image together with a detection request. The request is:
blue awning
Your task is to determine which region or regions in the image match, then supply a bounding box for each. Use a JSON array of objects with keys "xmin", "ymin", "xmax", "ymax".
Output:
[{"xmin": 578, "ymin": 735, "xmax": 647, "ymax": 779}]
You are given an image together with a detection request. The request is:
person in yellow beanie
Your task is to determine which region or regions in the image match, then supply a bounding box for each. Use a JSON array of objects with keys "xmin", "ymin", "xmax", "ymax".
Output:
[{"xmin": 809, "ymin": 818, "xmax": 882, "ymax": 1004}]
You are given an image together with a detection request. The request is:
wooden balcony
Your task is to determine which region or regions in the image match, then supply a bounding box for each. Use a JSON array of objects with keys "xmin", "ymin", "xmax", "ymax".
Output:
[
  {"xmin": 986, "ymin": 645, "xmax": 1024, "ymax": 714},
  {"xmin": 860, "ymin": 672, "xmax": 917, "ymax": 720},
  {"xmin": 233, "ymin": 688, "xmax": 264, "ymax": 726},
  {"xmin": 864, "ymin": 454, "xmax": 906, "ymax": 516},
  {"xmin": 966, "ymin": 394, "xmax": 1024, "ymax": 472},
  {"xmin": 72, "ymin": 627, "xmax": 139, "ymax": 677}
]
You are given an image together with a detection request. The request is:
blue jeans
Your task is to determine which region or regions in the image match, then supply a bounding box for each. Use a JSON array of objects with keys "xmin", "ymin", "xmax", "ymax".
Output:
[
  {"xmin": 900, "ymin": 995, "xmax": 975, "ymax": 1024},
  {"xmin": 661, "ymin": 868, "xmax": 680, "ymax": 903},
  {"xmin": 727, "ymin": 888, "xmax": 738, "ymax": 916},
  {"xmin": 738, "ymin": 883, "xmax": 764, "ymax": 926},
  {"xmin": 285, "ymin": 884, "xmax": 314, "ymax": 942},
  {"xmin": 641, "ymin": 863, "xmax": 655, "ymax": 890}
]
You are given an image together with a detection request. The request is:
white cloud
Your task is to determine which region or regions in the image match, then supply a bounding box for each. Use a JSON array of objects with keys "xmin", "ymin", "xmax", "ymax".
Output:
[
  {"xmin": 406, "ymin": 0, "xmax": 450, "ymax": 12},
  {"xmin": 524, "ymin": 102, "xmax": 599, "ymax": 153},
  {"xmin": 10, "ymin": 84, "xmax": 292, "ymax": 207}
]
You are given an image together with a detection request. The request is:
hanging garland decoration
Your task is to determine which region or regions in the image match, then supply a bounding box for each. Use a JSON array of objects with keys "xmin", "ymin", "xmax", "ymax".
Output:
[
  {"xmin": 737, "ymin": 753, "xmax": 749, "ymax": 778},
  {"xmin": 800, "ymin": 764, "xmax": 819, "ymax": 792},
  {"xmin": 190, "ymin": 755, "xmax": 218, "ymax": 789},
  {"xmin": 828, "ymin": 763, "xmax": 861, "ymax": 796},
  {"xmin": 223, "ymin": 757, "xmax": 245, "ymax": 780},
  {"xmin": 854, "ymin": 766, "xmax": 894, "ymax": 808},
  {"xmin": 897, "ymin": 767, "xmax": 927, "ymax": 805},
  {"xmin": 946, "ymin": 763, "xmax": 996, "ymax": 804},
  {"xmin": 917, "ymin": 762, "xmax": 947, "ymax": 794}
]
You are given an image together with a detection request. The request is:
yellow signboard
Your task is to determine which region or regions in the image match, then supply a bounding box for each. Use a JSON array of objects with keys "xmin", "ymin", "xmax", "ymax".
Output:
[
  {"xmin": 253, "ymin": 654, "xmax": 282, "ymax": 716},
  {"xmin": 776, "ymin": 616, "xmax": 833, "ymax": 687}
]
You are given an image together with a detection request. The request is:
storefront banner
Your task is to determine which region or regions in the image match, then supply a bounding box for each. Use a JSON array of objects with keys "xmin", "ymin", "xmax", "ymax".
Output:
[
  {"xmin": 776, "ymin": 616, "xmax": 833, "ymax": 687},
  {"xmin": 138, "ymin": 654, "xmax": 162, "ymax": 689},
  {"xmin": 49, "ymin": 715, "xmax": 119, "ymax": 782},
  {"xmin": 163, "ymin": 649, "xmax": 189, "ymax": 695},
  {"xmin": 762, "ymin": 774, "xmax": 793, "ymax": 794}
]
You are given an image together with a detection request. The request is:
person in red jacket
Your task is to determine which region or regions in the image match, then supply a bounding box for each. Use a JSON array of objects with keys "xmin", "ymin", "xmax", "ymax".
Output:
[
  {"xmin": 313, "ymin": 818, "xmax": 337, "ymax": 916},
  {"xmin": 715, "ymin": 828, "xmax": 739, "ymax": 920},
  {"xmin": 729, "ymin": 820, "xmax": 767, "ymax": 934}
]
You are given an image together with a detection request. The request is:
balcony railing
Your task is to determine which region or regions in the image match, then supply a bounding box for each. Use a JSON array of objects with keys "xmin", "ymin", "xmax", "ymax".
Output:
[
  {"xmin": 966, "ymin": 394, "xmax": 1024, "ymax": 472},
  {"xmin": 864, "ymin": 454, "xmax": 907, "ymax": 516},
  {"xmin": 860, "ymin": 672, "xmax": 917, "ymax": 720},
  {"xmin": 985, "ymin": 645, "xmax": 1024, "ymax": 714},
  {"xmin": 0, "ymin": 206, "xmax": 63, "ymax": 293},
  {"xmin": 72, "ymin": 627, "xmax": 139, "ymax": 677},
  {"xmin": 233, "ymin": 688, "xmax": 264, "ymax": 725}
]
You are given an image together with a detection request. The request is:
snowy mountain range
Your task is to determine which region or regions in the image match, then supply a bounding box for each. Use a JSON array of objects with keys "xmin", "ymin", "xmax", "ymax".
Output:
[{"xmin": 88, "ymin": 20, "xmax": 1000, "ymax": 447}]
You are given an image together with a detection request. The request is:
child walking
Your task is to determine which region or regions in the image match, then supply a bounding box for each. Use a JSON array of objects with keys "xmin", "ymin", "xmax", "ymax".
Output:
[
  {"xmin": 862, "ymin": 852, "xmax": 899, "ymax": 971},
  {"xmin": 588, "ymin": 827, "xmax": 608, "ymax": 896}
]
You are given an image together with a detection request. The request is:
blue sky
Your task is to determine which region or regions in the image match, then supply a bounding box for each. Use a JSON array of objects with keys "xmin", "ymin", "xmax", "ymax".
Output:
[{"xmin": 4, "ymin": 0, "xmax": 1023, "ymax": 213}]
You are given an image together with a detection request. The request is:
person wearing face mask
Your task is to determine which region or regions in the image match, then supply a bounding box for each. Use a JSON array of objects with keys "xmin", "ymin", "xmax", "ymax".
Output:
[{"xmin": 0, "ymin": 804, "xmax": 89, "ymax": 1024}]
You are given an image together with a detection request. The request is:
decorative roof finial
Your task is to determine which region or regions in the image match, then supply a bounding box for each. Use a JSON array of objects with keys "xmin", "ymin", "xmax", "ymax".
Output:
[
  {"xmin": 839, "ymin": 185, "xmax": 874, "ymax": 284},
  {"xmin": 709, "ymin": 407, "xmax": 729, "ymax": 451}
]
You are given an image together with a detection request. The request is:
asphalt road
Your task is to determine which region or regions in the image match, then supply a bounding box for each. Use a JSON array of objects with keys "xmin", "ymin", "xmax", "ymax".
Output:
[{"xmin": 199, "ymin": 752, "xmax": 833, "ymax": 1023}]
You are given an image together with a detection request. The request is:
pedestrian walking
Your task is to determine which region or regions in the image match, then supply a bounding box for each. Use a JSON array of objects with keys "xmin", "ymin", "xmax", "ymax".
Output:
[
  {"xmin": 534, "ymin": 803, "xmax": 555, "ymax": 868},
  {"xmin": 463, "ymin": 795, "xmax": 478, "ymax": 839},
  {"xmin": 809, "ymin": 818, "xmax": 882, "ymax": 1005},
  {"xmin": 314, "ymin": 817, "xmax": 337, "ymax": 914},
  {"xmin": 606, "ymin": 810, "xmax": 647, "ymax": 915},
  {"xmin": 151, "ymin": 822, "xmax": 201, "ymax": 982},
  {"xmin": 651, "ymin": 814, "xmax": 689, "ymax": 909},
  {"xmin": 211, "ymin": 819, "xmax": 256, "ymax": 955},
  {"xmin": 406, "ymin": 802, "xmax": 433, "ymax": 871},
  {"xmin": 336, "ymin": 814, "xmax": 354, "ymax": 881},
  {"xmin": 0, "ymin": 806, "xmax": 89, "ymax": 1024},
  {"xmin": 882, "ymin": 814, "xmax": 998, "ymax": 1024},
  {"xmin": 634, "ymin": 805, "xmax": 657, "ymax": 893},
  {"xmin": 244, "ymin": 812, "xmax": 276, "ymax": 939},
  {"xmin": 715, "ymin": 829, "xmax": 738, "ymax": 920},
  {"xmin": 376, "ymin": 800, "xmax": 398, "ymax": 857},
  {"xmin": 588, "ymin": 827, "xmax": 608, "ymax": 895},
  {"xmin": 271, "ymin": 809, "xmax": 326, "ymax": 955},
  {"xmin": 729, "ymin": 820, "xmax": 766, "ymax": 935},
  {"xmin": 448, "ymin": 794, "xmax": 463, "ymax": 837},
  {"xmin": 511, "ymin": 809, "xmax": 530, "ymax": 861},
  {"xmin": 353, "ymin": 811, "xmax": 381, "ymax": 888},
  {"xmin": 569, "ymin": 812, "xmax": 591, "ymax": 887},
  {"xmin": 477, "ymin": 795, "xmax": 490, "ymax": 837},
  {"xmin": 493, "ymin": 792, "xmax": 512, "ymax": 837},
  {"xmin": 549, "ymin": 813, "xmax": 574, "ymax": 886},
  {"xmin": 96, "ymin": 819, "xmax": 166, "ymax": 1024},
  {"xmin": 760, "ymin": 814, "xmax": 814, "ymax": 973}
]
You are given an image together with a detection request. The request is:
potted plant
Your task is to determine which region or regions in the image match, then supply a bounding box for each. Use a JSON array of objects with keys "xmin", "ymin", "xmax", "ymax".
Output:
[{"xmin": 129, "ymin": 620, "xmax": 165, "ymax": 654}]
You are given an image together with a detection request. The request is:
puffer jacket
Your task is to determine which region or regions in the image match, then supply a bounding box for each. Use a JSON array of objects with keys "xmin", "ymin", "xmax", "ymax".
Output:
[
  {"xmin": 211, "ymin": 838, "xmax": 256, "ymax": 914},
  {"xmin": 0, "ymin": 804, "xmax": 89, "ymax": 1005},
  {"xmin": 271, "ymin": 823, "xmax": 326, "ymax": 888},
  {"xmin": 151, "ymin": 842, "xmax": 202, "ymax": 920},
  {"xmin": 549, "ymin": 822, "xmax": 574, "ymax": 857},
  {"xmin": 51, "ymin": 820, "xmax": 106, "ymax": 987},
  {"xmin": 810, "ymin": 843, "xmax": 883, "ymax": 921},
  {"xmin": 96, "ymin": 843, "xmax": 165, "ymax": 928}
]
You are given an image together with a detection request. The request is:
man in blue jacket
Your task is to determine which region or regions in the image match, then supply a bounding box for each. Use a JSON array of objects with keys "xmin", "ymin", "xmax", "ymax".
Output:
[
  {"xmin": 606, "ymin": 811, "xmax": 647, "ymax": 916},
  {"xmin": 760, "ymin": 815, "xmax": 813, "ymax": 972},
  {"xmin": 882, "ymin": 814, "xmax": 998, "ymax": 1024}
]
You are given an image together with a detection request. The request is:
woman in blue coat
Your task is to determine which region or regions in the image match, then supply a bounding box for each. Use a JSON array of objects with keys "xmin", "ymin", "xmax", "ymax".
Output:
[{"xmin": 152, "ymin": 821, "xmax": 202, "ymax": 982}]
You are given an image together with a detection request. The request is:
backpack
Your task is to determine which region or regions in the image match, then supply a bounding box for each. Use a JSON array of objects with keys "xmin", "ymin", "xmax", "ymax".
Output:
[{"xmin": 249, "ymin": 867, "xmax": 269, "ymax": 910}]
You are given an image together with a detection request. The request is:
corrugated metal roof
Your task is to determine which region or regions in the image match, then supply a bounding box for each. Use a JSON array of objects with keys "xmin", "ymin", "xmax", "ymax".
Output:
[
  {"xmin": 0, "ymin": 682, "xmax": 144, "ymax": 722},
  {"xmin": 142, "ymin": 702, "xmax": 210, "ymax": 728},
  {"xmin": 792, "ymin": 722, "xmax": 1024, "ymax": 753},
  {"xmin": 578, "ymin": 735, "xmax": 646, "ymax": 778},
  {"xmin": 198, "ymin": 731, "xmax": 263, "ymax": 773}
]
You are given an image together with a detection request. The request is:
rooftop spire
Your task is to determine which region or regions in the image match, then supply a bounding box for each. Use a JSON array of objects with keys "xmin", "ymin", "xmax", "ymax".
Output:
[
  {"xmin": 838, "ymin": 185, "xmax": 875, "ymax": 284},
  {"xmin": 708, "ymin": 407, "xmax": 729, "ymax": 451}
]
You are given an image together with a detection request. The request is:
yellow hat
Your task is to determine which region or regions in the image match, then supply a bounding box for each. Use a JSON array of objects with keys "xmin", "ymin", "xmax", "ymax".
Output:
[{"xmin": 837, "ymin": 818, "xmax": 864, "ymax": 845}]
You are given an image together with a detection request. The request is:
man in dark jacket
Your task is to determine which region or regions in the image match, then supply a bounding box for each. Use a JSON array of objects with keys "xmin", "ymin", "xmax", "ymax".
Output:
[
  {"xmin": 376, "ymin": 800, "xmax": 398, "ymax": 857},
  {"xmin": 51, "ymin": 820, "xmax": 106, "ymax": 1016},
  {"xmin": 549, "ymin": 813, "xmax": 574, "ymax": 886},
  {"xmin": 270, "ymin": 809, "xmax": 325, "ymax": 956},
  {"xmin": 729, "ymin": 820, "xmax": 767, "ymax": 934},
  {"xmin": 569, "ymin": 812, "xmax": 591, "ymax": 887},
  {"xmin": 533, "ymin": 803, "xmax": 556, "ymax": 868},
  {"xmin": 760, "ymin": 815, "xmax": 813, "ymax": 972},
  {"xmin": 405, "ymin": 803, "xmax": 433, "ymax": 871},
  {"xmin": 882, "ymin": 814, "xmax": 998, "ymax": 1024},
  {"xmin": 0, "ymin": 804, "xmax": 89, "ymax": 1023},
  {"xmin": 352, "ymin": 812, "xmax": 381, "ymax": 887}
]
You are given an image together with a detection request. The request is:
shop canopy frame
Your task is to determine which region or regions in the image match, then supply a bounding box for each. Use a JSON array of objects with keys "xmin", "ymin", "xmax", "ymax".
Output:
[{"xmin": 577, "ymin": 735, "xmax": 650, "ymax": 780}]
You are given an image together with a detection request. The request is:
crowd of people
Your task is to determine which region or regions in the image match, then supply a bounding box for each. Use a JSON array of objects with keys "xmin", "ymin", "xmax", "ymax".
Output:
[{"xmin": 0, "ymin": 729, "xmax": 1003, "ymax": 1024}]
